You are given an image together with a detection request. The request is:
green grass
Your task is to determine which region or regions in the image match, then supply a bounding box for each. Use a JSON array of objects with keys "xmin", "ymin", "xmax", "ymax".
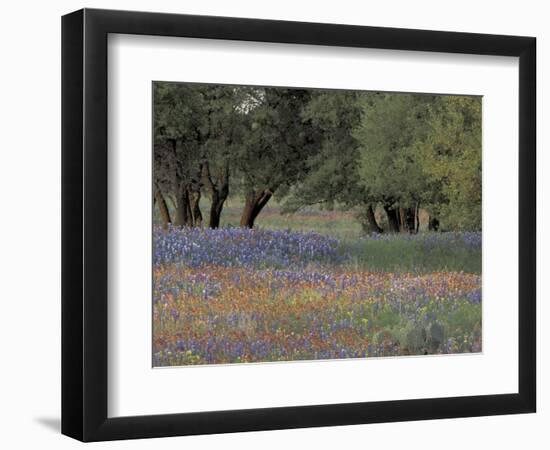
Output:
[
  {"xmin": 224, "ymin": 200, "xmax": 363, "ymax": 239},
  {"xmin": 156, "ymin": 197, "xmax": 363, "ymax": 238},
  {"xmin": 341, "ymin": 238, "xmax": 482, "ymax": 274}
]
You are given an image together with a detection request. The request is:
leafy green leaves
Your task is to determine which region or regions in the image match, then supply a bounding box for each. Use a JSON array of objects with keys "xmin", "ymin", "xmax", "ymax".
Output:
[{"xmin": 153, "ymin": 83, "xmax": 482, "ymax": 232}]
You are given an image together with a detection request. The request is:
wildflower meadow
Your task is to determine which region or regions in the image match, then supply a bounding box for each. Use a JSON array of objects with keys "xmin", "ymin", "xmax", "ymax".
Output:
[
  {"xmin": 152, "ymin": 83, "xmax": 482, "ymax": 366},
  {"xmin": 153, "ymin": 215, "xmax": 482, "ymax": 366}
]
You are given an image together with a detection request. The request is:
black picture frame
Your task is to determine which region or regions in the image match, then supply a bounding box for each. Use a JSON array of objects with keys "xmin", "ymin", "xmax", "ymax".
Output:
[{"xmin": 62, "ymin": 8, "xmax": 536, "ymax": 442}]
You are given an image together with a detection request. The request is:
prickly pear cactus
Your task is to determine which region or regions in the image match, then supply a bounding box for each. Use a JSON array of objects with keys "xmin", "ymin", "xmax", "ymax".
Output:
[
  {"xmin": 374, "ymin": 330, "xmax": 392, "ymax": 345},
  {"xmin": 427, "ymin": 321, "xmax": 445, "ymax": 351},
  {"xmin": 405, "ymin": 325, "xmax": 427, "ymax": 352}
]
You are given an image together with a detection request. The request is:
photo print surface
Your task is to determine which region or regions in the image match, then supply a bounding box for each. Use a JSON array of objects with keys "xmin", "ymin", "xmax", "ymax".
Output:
[{"xmin": 152, "ymin": 82, "xmax": 482, "ymax": 367}]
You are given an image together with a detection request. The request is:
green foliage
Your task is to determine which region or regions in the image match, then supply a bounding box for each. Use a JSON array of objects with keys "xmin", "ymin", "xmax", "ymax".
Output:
[
  {"xmin": 153, "ymin": 82, "xmax": 206, "ymax": 191},
  {"xmin": 153, "ymin": 82, "xmax": 246, "ymax": 190},
  {"xmin": 282, "ymin": 90, "xmax": 364, "ymax": 212},
  {"xmin": 353, "ymin": 93, "xmax": 481, "ymax": 231},
  {"xmin": 153, "ymin": 82, "xmax": 482, "ymax": 233},
  {"xmin": 420, "ymin": 96, "xmax": 482, "ymax": 230},
  {"xmin": 235, "ymin": 87, "xmax": 319, "ymax": 198},
  {"xmin": 354, "ymin": 93, "xmax": 435, "ymax": 208}
]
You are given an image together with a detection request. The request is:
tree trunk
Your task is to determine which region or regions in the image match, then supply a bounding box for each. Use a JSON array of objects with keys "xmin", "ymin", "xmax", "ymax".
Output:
[
  {"xmin": 395, "ymin": 206, "xmax": 416, "ymax": 233},
  {"xmin": 174, "ymin": 187, "xmax": 191, "ymax": 227},
  {"xmin": 188, "ymin": 189, "xmax": 202, "ymax": 227},
  {"xmin": 404, "ymin": 207, "xmax": 416, "ymax": 233},
  {"xmin": 240, "ymin": 196, "xmax": 256, "ymax": 228},
  {"xmin": 383, "ymin": 204, "xmax": 401, "ymax": 233},
  {"xmin": 155, "ymin": 189, "xmax": 171, "ymax": 229},
  {"xmin": 415, "ymin": 202, "xmax": 420, "ymax": 233},
  {"xmin": 202, "ymin": 161, "xmax": 229, "ymax": 229},
  {"xmin": 208, "ymin": 193, "xmax": 226, "ymax": 229},
  {"xmin": 398, "ymin": 207, "xmax": 404, "ymax": 232},
  {"xmin": 240, "ymin": 190, "xmax": 273, "ymax": 228},
  {"xmin": 361, "ymin": 204, "xmax": 383, "ymax": 233},
  {"xmin": 428, "ymin": 216, "xmax": 440, "ymax": 231}
]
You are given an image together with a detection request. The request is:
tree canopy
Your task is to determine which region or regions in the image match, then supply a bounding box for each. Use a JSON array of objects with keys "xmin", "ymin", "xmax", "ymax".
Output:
[{"xmin": 153, "ymin": 82, "xmax": 482, "ymax": 233}]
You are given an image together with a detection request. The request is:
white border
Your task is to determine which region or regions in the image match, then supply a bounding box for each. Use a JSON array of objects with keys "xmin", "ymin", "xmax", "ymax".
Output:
[{"xmin": 107, "ymin": 34, "xmax": 519, "ymax": 417}]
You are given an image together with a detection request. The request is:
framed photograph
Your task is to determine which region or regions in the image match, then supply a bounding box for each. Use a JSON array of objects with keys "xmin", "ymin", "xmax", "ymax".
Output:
[{"xmin": 61, "ymin": 8, "xmax": 536, "ymax": 442}]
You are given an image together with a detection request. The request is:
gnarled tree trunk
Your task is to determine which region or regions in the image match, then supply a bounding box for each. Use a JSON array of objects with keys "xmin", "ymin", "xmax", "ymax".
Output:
[
  {"xmin": 428, "ymin": 216, "xmax": 440, "ymax": 231},
  {"xmin": 383, "ymin": 203, "xmax": 401, "ymax": 233},
  {"xmin": 361, "ymin": 204, "xmax": 383, "ymax": 233},
  {"xmin": 415, "ymin": 202, "xmax": 420, "ymax": 233},
  {"xmin": 240, "ymin": 189, "xmax": 273, "ymax": 228},
  {"xmin": 174, "ymin": 185, "xmax": 195, "ymax": 227},
  {"xmin": 202, "ymin": 161, "xmax": 229, "ymax": 228},
  {"xmin": 174, "ymin": 188, "xmax": 190, "ymax": 227},
  {"xmin": 209, "ymin": 193, "xmax": 226, "ymax": 228},
  {"xmin": 155, "ymin": 189, "xmax": 171, "ymax": 229},
  {"xmin": 404, "ymin": 207, "xmax": 416, "ymax": 233},
  {"xmin": 188, "ymin": 189, "xmax": 202, "ymax": 227},
  {"xmin": 394, "ymin": 205, "xmax": 417, "ymax": 233},
  {"xmin": 174, "ymin": 182, "xmax": 203, "ymax": 228}
]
